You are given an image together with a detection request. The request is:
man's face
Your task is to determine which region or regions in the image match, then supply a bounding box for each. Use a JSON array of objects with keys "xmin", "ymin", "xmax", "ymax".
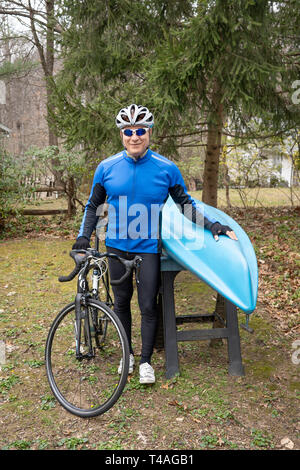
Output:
[{"xmin": 120, "ymin": 126, "xmax": 152, "ymax": 158}]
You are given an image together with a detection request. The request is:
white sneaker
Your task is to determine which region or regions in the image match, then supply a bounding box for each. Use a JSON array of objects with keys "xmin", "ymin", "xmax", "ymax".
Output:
[
  {"xmin": 139, "ymin": 362, "xmax": 155, "ymax": 384},
  {"xmin": 118, "ymin": 354, "xmax": 135, "ymax": 375}
]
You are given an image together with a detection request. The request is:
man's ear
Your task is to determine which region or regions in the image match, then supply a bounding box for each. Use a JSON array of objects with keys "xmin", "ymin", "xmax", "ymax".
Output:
[{"xmin": 120, "ymin": 131, "xmax": 126, "ymax": 149}]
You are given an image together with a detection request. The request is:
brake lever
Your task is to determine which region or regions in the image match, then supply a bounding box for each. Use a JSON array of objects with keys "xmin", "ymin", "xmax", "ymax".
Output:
[
  {"xmin": 134, "ymin": 256, "xmax": 143, "ymax": 285},
  {"xmin": 70, "ymin": 250, "xmax": 88, "ymax": 265}
]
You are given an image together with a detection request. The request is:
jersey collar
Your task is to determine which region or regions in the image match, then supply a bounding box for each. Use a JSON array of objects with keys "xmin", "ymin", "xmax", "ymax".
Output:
[{"xmin": 123, "ymin": 148, "xmax": 151, "ymax": 164}]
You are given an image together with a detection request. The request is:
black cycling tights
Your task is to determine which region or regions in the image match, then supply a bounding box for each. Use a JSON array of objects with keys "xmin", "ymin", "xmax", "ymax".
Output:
[{"xmin": 107, "ymin": 246, "xmax": 160, "ymax": 365}]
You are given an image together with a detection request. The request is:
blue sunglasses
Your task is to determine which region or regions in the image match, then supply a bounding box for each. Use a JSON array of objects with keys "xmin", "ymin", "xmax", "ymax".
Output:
[{"xmin": 121, "ymin": 128, "xmax": 149, "ymax": 137}]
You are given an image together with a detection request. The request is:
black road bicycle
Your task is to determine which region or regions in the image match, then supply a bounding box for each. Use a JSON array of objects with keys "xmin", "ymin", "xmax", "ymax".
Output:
[{"xmin": 45, "ymin": 248, "xmax": 142, "ymax": 418}]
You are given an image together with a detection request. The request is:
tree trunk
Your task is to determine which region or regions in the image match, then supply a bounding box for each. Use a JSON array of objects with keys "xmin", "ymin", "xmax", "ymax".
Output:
[
  {"xmin": 224, "ymin": 169, "xmax": 231, "ymax": 208},
  {"xmin": 29, "ymin": 0, "xmax": 64, "ymax": 190},
  {"xmin": 223, "ymin": 149, "xmax": 232, "ymax": 208},
  {"xmin": 47, "ymin": 92, "xmax": 65, "ymax": 189},
  {"xmin": 45, "ymin": 0, "xmax": 65, "ymax": 190},
  {"xmin": 202, "ymin": 82, "xmax": 223, "ymax": 208},
  {"xmin": 67, "ymin": 176, "xmax": 77, "ymax": 217},
  {"xmin": 189, "ymin": 177, "xmax": 197, "ymax": 191},
  {"xmin": 203, "ymin": 82, "xmax": 226, "ymax": 342}
]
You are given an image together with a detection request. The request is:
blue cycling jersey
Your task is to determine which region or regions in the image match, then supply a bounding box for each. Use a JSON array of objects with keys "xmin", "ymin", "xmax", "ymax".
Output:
[{"xmin": 77, "ymin": 148, "xmax": 217, "ymax": 253}]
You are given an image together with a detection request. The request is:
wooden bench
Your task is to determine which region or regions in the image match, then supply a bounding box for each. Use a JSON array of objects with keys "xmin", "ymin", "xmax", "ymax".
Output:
[{"xmin": 155, "ymin": 255, "xmax": 245, "ymax": 378}]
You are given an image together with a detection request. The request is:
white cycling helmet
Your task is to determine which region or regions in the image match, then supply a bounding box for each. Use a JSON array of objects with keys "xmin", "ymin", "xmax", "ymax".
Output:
[{"xmin": 116, "ymin": 104, "xmax": 154, "ymax": 129}]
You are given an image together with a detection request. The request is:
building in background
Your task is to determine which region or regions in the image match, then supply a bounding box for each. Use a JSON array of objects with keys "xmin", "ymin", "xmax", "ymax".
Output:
[{"xmin": 0, "ymin": 58, "xmax": 49, "ymax": 156}]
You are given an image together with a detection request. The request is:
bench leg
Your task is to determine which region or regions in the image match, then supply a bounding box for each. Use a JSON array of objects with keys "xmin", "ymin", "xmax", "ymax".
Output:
[
  {"xmin": 154, "ymin": 293, "xmax": 164, "ymax": 350},
  {"xmin": 225, "ymin": 299, "xmax": 245, "ymax": 376},
  {"xmin": 161, "ymin": 271, "xmax": 180, "ymax": 379}
]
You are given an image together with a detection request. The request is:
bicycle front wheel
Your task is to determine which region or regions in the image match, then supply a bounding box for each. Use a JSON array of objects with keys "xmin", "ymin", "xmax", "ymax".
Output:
[{"xmin": 45, "ymin": 299, "xmax": 129, "ymax": 418}]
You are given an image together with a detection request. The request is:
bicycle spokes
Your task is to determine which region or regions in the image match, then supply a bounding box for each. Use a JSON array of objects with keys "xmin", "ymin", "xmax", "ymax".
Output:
[{"xmin": 45, "ymin": 299, "xmax": 129, "ymax": 418}]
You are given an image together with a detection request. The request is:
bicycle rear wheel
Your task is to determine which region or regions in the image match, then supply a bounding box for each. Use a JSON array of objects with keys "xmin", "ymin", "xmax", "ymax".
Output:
[
  {"xmin": 45, "ymin": 299, "xmax": 129, "ymax": 418},
  {"xmin": 92, "ymin": 305, "xmax": 109, "ymax": 349}
]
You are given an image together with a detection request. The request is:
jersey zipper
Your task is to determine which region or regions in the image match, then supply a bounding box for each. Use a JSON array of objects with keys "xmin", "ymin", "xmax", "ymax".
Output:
[{"xmin": 127, "ymin": 161, "xmax": 137, "ymax": 251}]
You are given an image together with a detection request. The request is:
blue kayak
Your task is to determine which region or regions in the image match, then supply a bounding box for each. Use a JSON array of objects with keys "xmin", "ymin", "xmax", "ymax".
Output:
[{"xmin": 161, "ymin": 196, "xmax": 258, "ymax": 313}]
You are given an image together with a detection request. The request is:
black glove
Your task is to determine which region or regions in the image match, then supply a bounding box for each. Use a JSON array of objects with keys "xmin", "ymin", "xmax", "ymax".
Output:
[
  {"xmin": 72, "ymin": 236, "xmax": 91, "ymax": 250},
  {"xmin": 210, "ymin": 222, "xmax": 233, "ymax": 238}
]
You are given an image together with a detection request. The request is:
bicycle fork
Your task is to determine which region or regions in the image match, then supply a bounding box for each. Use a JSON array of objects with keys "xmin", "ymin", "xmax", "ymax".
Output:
[{"xmin": 74, "ymin": 293, "xmax": 94, "ymax": 360}]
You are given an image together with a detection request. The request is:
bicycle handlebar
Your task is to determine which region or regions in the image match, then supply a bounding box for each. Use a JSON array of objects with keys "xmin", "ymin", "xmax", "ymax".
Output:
[
  {"xmin": 58, "ymin": 249, "xmax": 142, "ymax": 285},
  {"xmin": 58, "ymin": 251, "xmax": 86, "ymax": 282},
  {"xmin": 109, "ymin": 255, "xmax": 142, "ymax": 286}
]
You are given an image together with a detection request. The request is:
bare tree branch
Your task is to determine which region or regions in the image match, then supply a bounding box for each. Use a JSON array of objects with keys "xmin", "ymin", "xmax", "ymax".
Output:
[
  {"xmin": 27, "ymin": 0, "xmax": 47, "ymax": 74},
  {"xmin": 0, "ymin": 4, "xmax": 63, "ymax": 33}
]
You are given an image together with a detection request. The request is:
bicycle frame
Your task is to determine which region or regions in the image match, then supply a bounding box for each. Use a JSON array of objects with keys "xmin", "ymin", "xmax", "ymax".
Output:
[
  {"xmin": 63, "ymin": 249, "xmax": 141, "ymax": 361},
  {"xmin": 74, "ymin": 259, "xmax": 92, "ymax": 360}
]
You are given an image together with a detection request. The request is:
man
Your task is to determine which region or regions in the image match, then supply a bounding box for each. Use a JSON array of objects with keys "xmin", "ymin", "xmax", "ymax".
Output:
[{"xmin": 72, "ymin": 104, "xmax": 237, "ymax": 384}]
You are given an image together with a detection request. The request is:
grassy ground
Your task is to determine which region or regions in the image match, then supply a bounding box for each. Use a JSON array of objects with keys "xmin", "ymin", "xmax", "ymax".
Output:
[
  {"xmin": 191, "ymin": 187, "xmax": 300, "ymax": 208},
  {"xmin": 0, "ymin": 200, "xmax": 299, "ymax": 451},
  {"xmin": 24, "ymin": 186, "xmax": 300, "ymax": 211}
]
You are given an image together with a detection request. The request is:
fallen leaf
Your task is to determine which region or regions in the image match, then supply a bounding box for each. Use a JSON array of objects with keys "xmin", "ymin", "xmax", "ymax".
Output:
[
  {"xmin": 280, "ymin": 437, "xmax": 294, "ymax": 449},
  {"xmin": 192, "ymin": 417, "xmax": 201, "ymax": 423},
  {"xmin": 168, "ymin": 400, "xmax": 180, "ymax": 406},
  {"xmin": 161, "ymin": 383, "xmax": 170, "ymax": 390},
  {"xmin": 137, "ymin": 431, "xmax": 147, "ymax": 444}
]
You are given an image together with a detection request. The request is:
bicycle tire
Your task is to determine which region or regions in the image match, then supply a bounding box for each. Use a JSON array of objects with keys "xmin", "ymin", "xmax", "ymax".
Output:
[
  {"xmin": 45, "ymin": 299, "xmax": 129, "ymax": 418},
  {"xmin": 90, "ymin": 268, "xmax": 112, "ymax": 348},
  {"xmin": 90, "ymin": 305, "xmax": 109, "ymax": 349}
]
